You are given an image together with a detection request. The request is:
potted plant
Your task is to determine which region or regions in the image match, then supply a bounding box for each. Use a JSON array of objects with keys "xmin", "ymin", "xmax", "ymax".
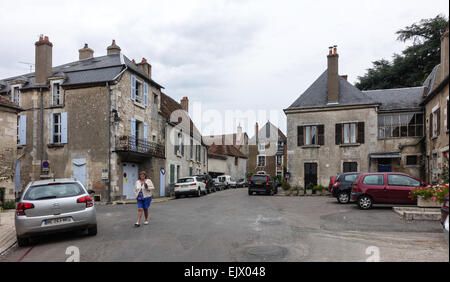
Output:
[
  {"xmin": 305, "ymin": 183, "xmax": 314, "ymax": 195},
  {"xmin": 409, "ymin": 184, "xmax": 449, "ymax": 207}
]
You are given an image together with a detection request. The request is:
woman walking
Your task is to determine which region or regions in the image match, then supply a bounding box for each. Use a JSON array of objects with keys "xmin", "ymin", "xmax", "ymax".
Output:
[{"xmin": 135, "ymin": 171, "xmax": 155, "ymax": 227}]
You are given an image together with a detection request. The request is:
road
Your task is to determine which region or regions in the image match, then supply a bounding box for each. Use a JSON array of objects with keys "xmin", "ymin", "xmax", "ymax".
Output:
[{"xmin": 1, "ymin": 188, "xmax": 448, "ymax": 262}]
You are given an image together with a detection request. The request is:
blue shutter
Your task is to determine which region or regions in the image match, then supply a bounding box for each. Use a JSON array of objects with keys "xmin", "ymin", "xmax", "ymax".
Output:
[
  {"xmin": 131, "ymin": 75, "xmax": 136, "ymax": 101},
  {"xmin": 143, "ymin": 122, "xmax": 148, "ymax": 142},
  {"xmin": 18, "ymin": 115, "xmax": 26, "ymax": 146},
  {"xmin": 61, "ymin": 112, "xmax": 68, "ymax": 144},
  {"xmin": 130, "ymin": 118, "xmax": 136, "ymax": 151},
  {"xmin": 143, "ymin": 83, "xmax": 148, "ymax": 106},
  {"xmin": 50, "ymin": 113, "xmax": 54, "ymax": 144}
]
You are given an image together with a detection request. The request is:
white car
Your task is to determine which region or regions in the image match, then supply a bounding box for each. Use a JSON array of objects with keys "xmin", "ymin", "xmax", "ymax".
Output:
[
  {"xmin": 218, "ymin": 175, "xmax": 234, "ymax": 189},
  {"xmin": 174, "ymin": 177, "xmax": 207, "ymax": 198}
]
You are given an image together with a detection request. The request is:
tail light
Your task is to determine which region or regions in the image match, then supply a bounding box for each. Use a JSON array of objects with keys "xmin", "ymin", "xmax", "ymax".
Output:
[
  {"xmin": 77, "ymin": 195, "xmax": 93, "ymax": 207},
  {"xmin": 189, "ymin": 183, "xmax": 197, "ymax": 186},
  {"xmin": 16, "ymin": 202, "xmax": 34, "ymax": 216},
  {"xmin": 333, "ymin": 182, "xmax": 340, "ymax": 188},
  {"xmin": 266, "ymin": 176, "xmax": 270, "ymax": 185},
  {"xmin": 352, "ymin": 183, "xmax": 360, "ymax": 193},
  {"xmin": 248, "ymin": 180, "xmax": 252, "ymax": 185}
]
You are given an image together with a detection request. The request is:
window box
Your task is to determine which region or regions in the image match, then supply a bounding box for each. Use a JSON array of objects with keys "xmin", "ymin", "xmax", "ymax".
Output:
[
  {"xmin": 339, "ymin": 143, "xmax": 360, "ymax": 147},
  {"xmin": 301, "ymin": 145, "xmax": 321, "ymax": 149},
  {"xmin": 47, "ymin": 143, "xmax": 65, "ymax": 148}
]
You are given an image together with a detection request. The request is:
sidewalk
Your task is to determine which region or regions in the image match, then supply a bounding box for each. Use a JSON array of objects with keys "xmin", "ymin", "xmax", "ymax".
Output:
[{"xmin": 0, "ymin": 210, "xmax": 16, "ymax": 255}]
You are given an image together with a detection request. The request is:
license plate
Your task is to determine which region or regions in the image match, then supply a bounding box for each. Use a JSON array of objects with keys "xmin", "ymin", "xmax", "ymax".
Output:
[
  {"xmin": 43, "ymin": 217, "xmax": 73, "ymax": 226},
  {"xmin": 255, "ymin": 182, "xmax": 262, "ymax": 185}
]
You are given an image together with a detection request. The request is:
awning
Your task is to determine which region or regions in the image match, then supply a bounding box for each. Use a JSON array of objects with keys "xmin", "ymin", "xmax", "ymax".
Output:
[{"xmin": 369, "ymin": 153, "xmax": 402, "ymax": 159}]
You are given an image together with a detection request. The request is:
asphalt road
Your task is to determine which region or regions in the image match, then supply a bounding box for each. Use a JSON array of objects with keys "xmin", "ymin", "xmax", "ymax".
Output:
[{"xmin": 1, "ymin": 188, "xmax": 448, "ymax": 262}]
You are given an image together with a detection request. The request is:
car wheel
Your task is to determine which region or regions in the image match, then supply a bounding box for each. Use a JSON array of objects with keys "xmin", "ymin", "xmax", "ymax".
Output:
[
  {"xmin": 175, "ymin": 194, "xmax": 180, "ymax": 199},
  {"xmin": 88, "ymin": 225, "xmax": 97, "ymax": 236},
  {"xmin": 358, "ymin": 195, "xmax": 373, "ymax": 210},
  {"xmin": 196, "ymin": 188, "xmax": 201, "ymax": 197},
  {"xmin": 17, "ymin": 236, "xmax": 29, "ymax": 247},
  {"xmin": 337, "ymin": 192, "xmax": 350, "ymax": 204},
  {"xmin": 248, "ymin": 190, "xmax": 253, "ymax": 196}
]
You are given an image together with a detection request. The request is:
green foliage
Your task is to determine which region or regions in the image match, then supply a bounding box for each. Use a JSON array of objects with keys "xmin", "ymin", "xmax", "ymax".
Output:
[
  {"xmin": 440, "ymin": 153, "xmax": 449, "ymax": 184},
  {"xmin": 281, "ymin": 180, "xmax": 291, "ymax": 191},
  {"xmin": 313, "ymin": 185, "xmax": 326, "ymax": 191},
  {"xmin": 356, "ymin": 14, "xmax": 449, "ymax": 90},
  {"xmin": 1, "ymin": 200, "xmax": 16, "ymax": 210},
  {"xmin": 409, "ymin": 184, "xmax": 449, "ymax": 203},
  {"xmin": 305, "ymin": 183, "xmax": 314, "ymax": 190}
]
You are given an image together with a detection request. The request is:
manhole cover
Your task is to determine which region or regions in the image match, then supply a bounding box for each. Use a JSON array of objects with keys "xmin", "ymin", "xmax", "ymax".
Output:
[{"xmin": 244, "ymin": 245, "xmax": 288, "ymax": 260}]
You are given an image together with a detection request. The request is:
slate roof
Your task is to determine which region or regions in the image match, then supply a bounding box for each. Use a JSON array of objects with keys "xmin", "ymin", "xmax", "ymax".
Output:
[
  {"xmin": 363, "ymin": 86, "xmax": 425, "ymax": 112},
  {"xmin": 285, "ymin": 70, "xmax": 378, "ymax": 111},
  {"xmin": 0, "ymin": 96, "xmax": 23, "ymax": 111},
  {"xmin": 0, "ymin": 53, "xmax": 163, "ymax": 94}
]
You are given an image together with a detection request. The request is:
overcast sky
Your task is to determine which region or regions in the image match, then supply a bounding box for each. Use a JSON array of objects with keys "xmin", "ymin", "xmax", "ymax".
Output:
[{"xmin": 0, "ymin": 0, "xmax": 448, "ymax": 137}]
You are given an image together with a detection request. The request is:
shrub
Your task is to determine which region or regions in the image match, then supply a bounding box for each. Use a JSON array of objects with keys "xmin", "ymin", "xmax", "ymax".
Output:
[
  {"xmin": 281, "ymin": 181, "xmax": 291, "ymax": 191},
  {"xmin": 1, "ymin": 200, "xmax": 16, "ymax": 210},
  {"xmin": 409, "ymin": 184, "xmax": 449, "ymax": 203}
]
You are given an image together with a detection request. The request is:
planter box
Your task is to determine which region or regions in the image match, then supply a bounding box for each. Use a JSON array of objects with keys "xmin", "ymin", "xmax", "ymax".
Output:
[{"xmin": 417, "ymin": 196, "xmax": 442, "ymax": 208}]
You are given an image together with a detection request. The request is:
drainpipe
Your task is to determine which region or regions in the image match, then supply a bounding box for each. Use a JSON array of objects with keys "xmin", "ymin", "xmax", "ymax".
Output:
[
  {"xmin": 107, "ymin": 82, "xmax": 112, "ymax": 203},
  {"xmin": 40, "ymin": 87, "xmax": 44, "ymax": 177}
]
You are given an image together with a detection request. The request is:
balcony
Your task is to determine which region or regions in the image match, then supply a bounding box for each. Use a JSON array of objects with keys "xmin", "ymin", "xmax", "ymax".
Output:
[{"xmin": 115, "ymin": 135, "xmax": 165, "ymax": 161}]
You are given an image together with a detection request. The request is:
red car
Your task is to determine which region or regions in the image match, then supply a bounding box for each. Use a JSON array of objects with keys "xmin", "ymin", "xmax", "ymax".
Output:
[{"xmin": 350, "ymin": 172, "xmax": 428, "ymax": 210}]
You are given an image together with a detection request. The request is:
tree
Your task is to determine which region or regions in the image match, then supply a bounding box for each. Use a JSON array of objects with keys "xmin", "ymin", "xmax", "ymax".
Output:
[{"xmin": 356, "ymin": 15, "xmax": 449, "ymax": 90}]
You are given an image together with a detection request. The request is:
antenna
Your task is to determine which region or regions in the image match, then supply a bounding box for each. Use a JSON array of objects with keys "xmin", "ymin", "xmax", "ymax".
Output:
[{"xmin": 19, "ymin": 62, "xmax": 35, "ymax": 73}]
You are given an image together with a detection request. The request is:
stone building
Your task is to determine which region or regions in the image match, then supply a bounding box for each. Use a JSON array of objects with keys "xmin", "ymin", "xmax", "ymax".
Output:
[
  {"xmin": 247, "ymin": 121, "xmax": 287, "ymax": 179},
  {"xmin": 160, "ymin": 94, "xmax": 208, "ymax": 194},
  {"xmin": 421, "ymin": 27, "xmax": 449, "ymax": 184},
  {"xmin": 0, "ymin": 36, "xmax": 166, "ymax": 201},
  {"xmin": 0, "ymin": 96, "xmax": 23, "ymax": 202},
  {"xmin": 284, "ymin": 46, "xmax": 426, "ymax": 188}
]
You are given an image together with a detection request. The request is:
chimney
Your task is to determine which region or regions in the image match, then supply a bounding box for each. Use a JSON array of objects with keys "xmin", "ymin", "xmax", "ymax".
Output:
[
  {"xmin": 107, "ymin": 39, "xmax": 121, "ymax": 55},
  {"xmin": 327, "ymin": 45, "xmax": 339, "ymax": 104},
  {"xmin": 79, "ymin": 43, "xmax": 94, "ymax": 60},
  {"xmin": 137, "ymin": 58, "xmax": 152, "ymax": 78},
  {"xmin": 255, "ymin": 122, "xmax": 259, "ymax": 143},
  {"xmin": 35, "ymin": 35, "xmax": 53, "ymax": 86},
  {"xmin": 237, "ymin": 123, "xmax": 242, "ymax": 139},
  {"xmin": 180, "ymin": 96, "xmax": 189, "ymax": 113},
  {"xmin": 441, "ymin": 27, "xmax": 449, "ymax": 80},
  {"xmin": 340, "ymin": 75, "xmax": 348, "ymax": 81}
]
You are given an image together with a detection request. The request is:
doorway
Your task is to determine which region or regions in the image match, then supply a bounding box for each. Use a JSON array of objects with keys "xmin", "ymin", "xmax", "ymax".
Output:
[
  {"xmin": 304, "ymin": 163, "xmax": 317, "ymax": 188},
  {"xmin": 123, "ymin": 162, "xmax": 138, "ymax": 200}
]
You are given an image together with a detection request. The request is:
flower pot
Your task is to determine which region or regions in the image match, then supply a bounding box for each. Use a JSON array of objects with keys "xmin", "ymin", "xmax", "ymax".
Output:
[{"xmin": 417, "ymin": 196, "xmax": 442, "ymax": 208}]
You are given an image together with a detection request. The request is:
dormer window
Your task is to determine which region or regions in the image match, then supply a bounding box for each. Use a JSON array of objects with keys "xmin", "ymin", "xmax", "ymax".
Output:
[
  {"xmin": 52, "ymin": 82, "xmax": 62, "ymax": 106},
  {"xmin": 11, "ymin": 86, "xmax": 20, "ymax": 105}
]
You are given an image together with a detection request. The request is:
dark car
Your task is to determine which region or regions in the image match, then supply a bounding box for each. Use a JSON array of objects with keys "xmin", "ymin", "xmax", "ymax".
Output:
[
  {"xmin": 248, "ymin": 174, "xmax": 278, "ymax": 196},
  {"xmin": 194, "ymin": 174, "xmax": 214, "ymax": 193},
  {"xmin": 212, "ymin": 178, "xmax": 226, "ymax": 191},
  {"xmin": 332, "ymin": 172, "xmax": 360, "ymax": 204},
  {"xmin": 350, "ymin": 172, "xmax": 428, "ymax": 210}
]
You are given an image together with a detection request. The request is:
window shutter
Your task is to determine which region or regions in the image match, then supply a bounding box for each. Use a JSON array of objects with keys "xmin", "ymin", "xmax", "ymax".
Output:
[
  {"xmin": 143, "ymin": 83, "xmax": 148, "ymax": 106},
  {"xmin": 18, "ymin": 115, "xmax": 27, "ymax": 146},
  {"xmin": 50, "ymin": 114, "xmax": 54, "ymax": 144},
  {"xmin": 297, "ymin": 126, "xmax": 304, "ymax": 146},
  {"xmin": 318, "ymin": 125, "xmax": 325, "ymax": 145},
  {"xmin": 131, "ymin": 75, "xmax": 136, "ymax": 101},
  {"xmin": 335, "ymin": 124, "xmax": 342, "ymax": 145},
  {"xmin": 61, "ymin": 112, "xmax": 68, "ymax": 144},
  {"xmin": 357, "ymin": 122, "xmax": 365, "ymax": 144},
  {"xmin": 130, "ymin": 118, "xmax": 136, "ymax": 138},
  {"xmin": 429, "ymin": 113, "xmax": 433, "ymax": 137},
  {"xmin": 143, "ymin": 122, "xmax": 148, "ymax": 143},
  {"xmin": 436, "ymin": 108, "xmax": 440, "ymax": 136},
  {"xmin": 181, "ymin": 134, "xmax": 185, "ymax": 156}
]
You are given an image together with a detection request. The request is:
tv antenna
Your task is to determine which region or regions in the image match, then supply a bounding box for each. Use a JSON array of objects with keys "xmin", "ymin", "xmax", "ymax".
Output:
[{"xmin": 19, "ymin": 62, "xmax": 35, "ymax": 73}]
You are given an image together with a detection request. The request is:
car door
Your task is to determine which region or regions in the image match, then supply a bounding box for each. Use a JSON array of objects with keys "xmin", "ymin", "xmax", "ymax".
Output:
[
  {"xmin": 387, "ymin": 174, "xmax": 420, "ymax": 204},
  {"xmin": 361, "ymin": 174, "xmax": 388, "ymax": 203}
]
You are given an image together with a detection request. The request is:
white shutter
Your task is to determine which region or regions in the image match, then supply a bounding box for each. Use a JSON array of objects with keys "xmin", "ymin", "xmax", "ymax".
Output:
[
  {"xmin": 143, "ymin": 122, "xmax": 148, "ymax": 142},
  {"xmin": 18, "ymin": 115, "xmax": 26, "ymax": 146},
  {"xmin": 61, "ymin": 112, "xmax": 68, "ymax": 144},
  {"xmin": 144, "ymin": 83, "xmax": 148, "ymax": 106},
  {"xmin": 50, "ymin": 114, "xmax": 54, "ymax": 144},
  {"xmin": 131, "ymin": 75, "xmax": 136, "ymax": 101}
]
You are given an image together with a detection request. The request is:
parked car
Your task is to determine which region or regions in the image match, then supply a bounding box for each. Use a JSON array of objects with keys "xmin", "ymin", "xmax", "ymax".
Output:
[
  {"xmin": 350, "ymin": 172, "xmax": 428, "ymax": 210},
  {"xmin": 248, "ymin": 174, "xmax": 278, "ymax": 196},
  {"xmin": 237, "ymin": 178, "xmax": 247, "ymax": 188},
  {"xmin": 218, "ymin": 175, "xmax": 233, "ymax": 189},
  {"xmin": 442, "ymin": 193, "xmax": 449, "ymax": 243},
  {"xmin": 328, "ymin": 176, "xmax": 337, "ymax": 192},
  {"xmin": 15, "ymin": 178, "xmax": 97, "ymax": 247},
  {"xmin": 193, "ymin": 174, "xmax": 214, "ymax": 193},
  {"xmin": 174, "ymin": 177, "xmax": 207, "ymax": 198},
  {"xmin": 332, "ymin": 172, "xmax": 361, "ymax": 204},
  {"xmin": 212, "ymin": 178, "xmax": 226, "ymax": 191}
]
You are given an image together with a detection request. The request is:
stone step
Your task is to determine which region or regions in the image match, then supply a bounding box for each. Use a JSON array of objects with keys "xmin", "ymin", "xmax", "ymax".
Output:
[{"xmin": 393, "ymin": 207, "xmax": 442, "ymax": 221}]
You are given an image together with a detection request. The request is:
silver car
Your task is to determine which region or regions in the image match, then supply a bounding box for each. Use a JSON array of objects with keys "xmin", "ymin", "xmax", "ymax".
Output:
[{"xmin": 15, "ymin": 178, "xmax": 97, "ymax": 247}]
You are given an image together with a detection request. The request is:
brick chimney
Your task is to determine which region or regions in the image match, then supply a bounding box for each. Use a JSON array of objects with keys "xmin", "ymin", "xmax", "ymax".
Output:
[
  {"xmin": 441, "ymin": 27, "xmax": 449, "ymax": 80},
  {"xmin": 255, "ymin": 122, "xmax": 259, "ymax": 143},
  {"xmin": 180, "ymin": 96, "xmax": 189, "ymax": 113},
  {"xmin": 107, "ymin": 39, "xmax": 121, "ymax": 55},
  {"xmin": 327, "ymin": 46, "xmax": 339, "ymax": 104},
  {"xmin": 137, "ymin": 58, "xmax": 152, "ymax": 78},
  {"xmin": 79, "ymin": 43, "xmax": 94, "ymax": 60},
  {"xmin": 35, "ymin": 35, "xmax": 53, "ymax": 86}
]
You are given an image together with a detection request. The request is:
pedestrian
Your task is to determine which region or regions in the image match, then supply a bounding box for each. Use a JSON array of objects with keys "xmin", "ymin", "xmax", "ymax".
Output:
[{"xmin": 135, "ymin": 171, "xmax": 155, "ymax": 227}]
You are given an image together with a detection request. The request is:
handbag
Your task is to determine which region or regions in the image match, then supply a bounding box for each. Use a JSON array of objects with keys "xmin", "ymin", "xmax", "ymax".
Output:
[{"xmin": 137, "ymin": 191, "xmax": 144, "ymax": 201}]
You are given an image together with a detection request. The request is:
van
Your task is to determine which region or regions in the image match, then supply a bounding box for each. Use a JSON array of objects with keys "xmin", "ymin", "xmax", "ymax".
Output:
[{"xmin": 217, "ymin": 175, "xmax": 233, "ymax": 189}]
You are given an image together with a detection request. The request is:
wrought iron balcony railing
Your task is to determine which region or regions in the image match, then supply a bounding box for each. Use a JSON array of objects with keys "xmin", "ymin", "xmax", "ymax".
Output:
[{"xmin": 115, "ymin": 135, "xmax": 165, "ymax": 158}]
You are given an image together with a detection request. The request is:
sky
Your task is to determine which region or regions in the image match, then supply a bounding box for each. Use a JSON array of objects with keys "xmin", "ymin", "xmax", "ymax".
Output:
[{"xmin": 0, "ymin": 0, "xmax": 448, "ymax": 137}]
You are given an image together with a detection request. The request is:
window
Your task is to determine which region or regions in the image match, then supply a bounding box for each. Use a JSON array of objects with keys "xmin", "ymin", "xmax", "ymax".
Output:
[
  {"xmin": 17, "ymin": 115, "xmax": 26, "ymax": 146},
  {"xmin": 135, "ymin": 80, "xmax": 142, "ymax": 103},
  {"xmin": 190, "ymin": 138, "xmax": 193, "ymax": 159},
  {"xmin": 52, "ymin": 83, "xmax": 62, "ymax": 106},
  {"xmin": 276, "ymin": 155, "xmax": 283, "ymax": 166},
  {"xmin": 343, "ymin": 123, "xmax": 356, "ymax": 143},
  {"xmin": 52, "ymin": 113, "xmax": 62, "ymax": 143},
  {"xmin": 298, "ymin": 125, "xmax": 324, "ymax": 146},
  {"xmin": 378, "ymin": 113, "xmax": 423, "ymax": 139},
  {"xmin": 153, "ymin": 93, "xmax": 158, "ymax": 104},
  {"xmin": 235, "ymin": 157, "xmax": 238, "ymax": 166},
  {"xmin": 388, "ymin": 175, "xmax": 420, "ymax": 187},
  {"xmin": 343, "ymin": 162, "xmax": 357, "ymax": 173},
  {"xmin": 336, "ymin": 122, "xmax": 364, "ymax": 144},
  {"xmin": 362, "ymin": 175, "xmax": 384, "ymax": 185},
  {"xmin": 12, "ymin": 86, "xmax": 20, "ymax": 105},
  {"xmin": 258, "ymin": 142, "xmax": 265, "ymax": 151},
  {"xmin": 344, "ymin": 174, "xmax": 359, "ymax": 182},
  {"xmin": 406, "ymin": 156, "xmax": 418, "ymax": 166},
  {"xmin": 431, "ymin": 108, "xmax": 440, "ymax": 138},
  {"xmin": 305, "ymin": 125, "xmax": 316, "ymax": 145},
  {"xmin": 257, "ymin": 155, "xmax": 266, "ymax": 167}
]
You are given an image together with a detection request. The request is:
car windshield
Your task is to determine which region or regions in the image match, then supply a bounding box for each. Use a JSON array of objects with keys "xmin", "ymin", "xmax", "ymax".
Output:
[
  {"xmin": 178, "ymin": 178, "xmax": 195, "ymax": 183},
  {"xmin": 344, "ymin": 174, "xmax": 359, "ymax": 183},
  {"xmin": 24, "ymin": 183, "xmax": 85, "ymax": 200}
]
